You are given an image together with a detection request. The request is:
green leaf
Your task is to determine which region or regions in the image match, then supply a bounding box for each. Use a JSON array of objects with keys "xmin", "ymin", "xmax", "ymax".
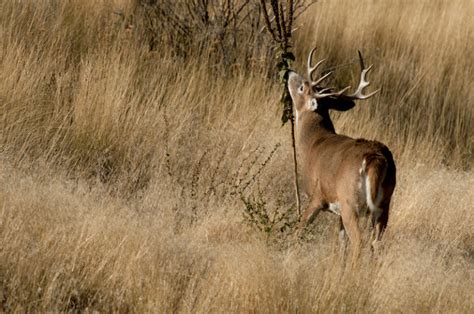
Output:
[
  {"xmin": 281, "ymin": 112, "xmax": 289, "ymax": 125},
  {"xmin": 276, "ymin": 60, "xmax": 289, "ymax": 71},
  {"xmin": 280, "ymin": 91, "xmax": 292, "ymax": 104},
  {"xmin": 282, "ymin": 52, "xmax": 295, "ymax": 62},
  {"xmin": 283, "ymin": 93, "xmax": 292, "ymax": 103},
  {"xmin": 279, "ymin": 69, "xmax": 288, "ymax": 82}
]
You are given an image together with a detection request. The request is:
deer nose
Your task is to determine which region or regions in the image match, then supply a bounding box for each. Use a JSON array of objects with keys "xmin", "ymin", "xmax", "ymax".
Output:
[{"xmin": 287, "ymin": 71, "xmax": 298, "ymax": 82}]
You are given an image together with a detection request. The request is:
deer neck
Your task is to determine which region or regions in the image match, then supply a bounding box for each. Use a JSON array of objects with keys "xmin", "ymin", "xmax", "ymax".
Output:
[{"xmin": 296, "ymin": 110, "xmax": 336, "ymax": 150}]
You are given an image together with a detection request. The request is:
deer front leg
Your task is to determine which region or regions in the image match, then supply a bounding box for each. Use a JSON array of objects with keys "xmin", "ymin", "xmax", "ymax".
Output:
[
  {"xmin": 298, "ymin": 197, "xmax": 325, "ymax": 228},
  {"xmin": 339, "ymin": 217, "xmax": 347, "ymax": 242},
  {"xmin": 337, "ymin": 216, "xmax": 349, "ymax": 257},
  {"xmin": 296, "ymin": 198, "xmax": 326, "ymax": 241}
]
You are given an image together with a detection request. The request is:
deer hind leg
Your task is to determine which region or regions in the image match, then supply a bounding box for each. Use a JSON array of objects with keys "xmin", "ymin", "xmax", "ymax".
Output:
[
  {"xmin": 340, "ymin": 201, "xmax": 361, "ymax": 261},
  {"xmin": 371, "ymin": 205, "xmax": 389, "ymax": 249},
  {"xmin": 364, "ymin": 153, "xmax": 396, "ymax": 249}
]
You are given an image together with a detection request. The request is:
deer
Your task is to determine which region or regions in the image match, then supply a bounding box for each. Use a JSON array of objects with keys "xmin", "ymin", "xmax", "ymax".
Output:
[{"xmin": 288, "ymin": 48, "xmax": 396, "ymax": 257}]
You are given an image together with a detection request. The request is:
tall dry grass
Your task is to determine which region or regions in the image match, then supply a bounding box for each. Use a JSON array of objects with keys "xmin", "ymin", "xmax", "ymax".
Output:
[{"xmin": 0, "ymin": 0, "xmax": 473, "ymax": 312}]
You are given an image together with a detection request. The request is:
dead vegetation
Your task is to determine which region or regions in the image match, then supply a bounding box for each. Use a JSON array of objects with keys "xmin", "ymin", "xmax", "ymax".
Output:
[{"xmin": 0, "ymin": 0, "xmax": 473, "ymax": 312}]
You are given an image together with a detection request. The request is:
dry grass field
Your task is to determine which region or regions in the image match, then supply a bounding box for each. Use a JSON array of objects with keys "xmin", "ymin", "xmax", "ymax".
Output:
[{"xmin": 0, "ymin": 0, "xmax": 473, "ymax": 312}]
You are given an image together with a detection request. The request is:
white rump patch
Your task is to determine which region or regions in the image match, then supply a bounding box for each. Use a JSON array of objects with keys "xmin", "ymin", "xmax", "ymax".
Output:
[
  {"xmin": 359, "ymin": 158, "xmax": 367, "ymax": 175},
  {"xmin": 365, "ymin": 173, "xmax": 383, "ymax": 219},
  {"xmin": 328, "ymin": 202, "xmax": 341, "ymax": 216},
  {"xmin": 365, "ymin": 176, "xmax": 378, "ymax": 210}
]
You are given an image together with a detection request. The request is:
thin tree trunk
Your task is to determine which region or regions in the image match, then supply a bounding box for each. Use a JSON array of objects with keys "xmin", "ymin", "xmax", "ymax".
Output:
[{"xmin": 290, "ymin": 116, "xmax": 301, "ymax": 215}]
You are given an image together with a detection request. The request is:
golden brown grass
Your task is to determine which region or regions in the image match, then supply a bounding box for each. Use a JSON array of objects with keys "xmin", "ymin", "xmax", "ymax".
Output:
[{"xmin": 0, "ymin": 0, "xmax": 473, "ymax": 312}]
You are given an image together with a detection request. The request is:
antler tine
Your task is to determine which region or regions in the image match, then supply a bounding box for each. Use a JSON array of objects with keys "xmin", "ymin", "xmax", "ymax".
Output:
[
  {"xmin": 315, "ymin": 86, "xmax": 351, "ymax": 99},
  {"xmin": 318, "ymin": 87, "xmax": 333, "ymax": 94},
  {"xmin": 312, "ymin": 71, "xmax": 333, "ymax": 87},
  {"xmin": 346, "ymin": 52, "xmax": 380, "ymax": 100},
  {"xmin": 307, "ymin": 47, "xmax": 317, "ymax": 80},
  {"xmin": 307, "ymin": 47, "xmax": 330, "ymax": 84},
  {"xmin": 348, "ymin": 64, "xmax": 380, "ymax": 99}
]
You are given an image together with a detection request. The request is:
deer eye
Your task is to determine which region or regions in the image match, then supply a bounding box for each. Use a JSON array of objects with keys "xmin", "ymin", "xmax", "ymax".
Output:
[{"xmin": 298, "ymin": 85, "xmax": 304, "ymax": 94}]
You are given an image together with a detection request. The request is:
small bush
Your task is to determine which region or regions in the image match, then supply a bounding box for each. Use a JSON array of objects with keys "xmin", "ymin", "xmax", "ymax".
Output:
[{"xmin": 241, "ymin": 193, "xmax": 299, "ymax": 245}]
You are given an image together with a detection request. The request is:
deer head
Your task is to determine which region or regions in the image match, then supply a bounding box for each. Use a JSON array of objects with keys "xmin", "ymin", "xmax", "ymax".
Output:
[{"xmin": 287, "ymin": 48, "xmax": 379, "ymax": 120}]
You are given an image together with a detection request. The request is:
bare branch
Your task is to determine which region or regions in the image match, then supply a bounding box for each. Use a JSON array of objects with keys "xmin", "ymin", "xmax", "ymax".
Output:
[
  {"xmin": 279, "ymin": 2, "xmax": 287, "ymax": 47},
  {"xmin": 260, "ymin": 0, "xmax": 278, "ymax": 42},
  {"xmin": 270, "ymin": 1, "xmax": 283, "ymax": 42},
  {"xmin": 286, "ymin": 0, "xmax": 294, "ymax": 37}
]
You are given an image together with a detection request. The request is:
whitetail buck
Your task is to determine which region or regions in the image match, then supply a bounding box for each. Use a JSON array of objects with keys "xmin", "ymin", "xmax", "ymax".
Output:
[{"xmin": 288, "ymin": 48, "xmax": 396, "ymax": 255}]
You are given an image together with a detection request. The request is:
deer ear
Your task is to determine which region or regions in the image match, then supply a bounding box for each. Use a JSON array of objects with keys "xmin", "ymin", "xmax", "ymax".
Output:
[{"xmin": 318, "ymin": 97, "xmax": 356, "ymax": 112}]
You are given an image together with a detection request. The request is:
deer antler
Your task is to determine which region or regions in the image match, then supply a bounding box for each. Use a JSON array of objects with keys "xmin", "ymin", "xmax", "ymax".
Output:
[
  {"xmin": 307, "ymin": 47, "xmax": 379, "ymax": 100},
  {"xmin": 345, "ymin": 51, "xmax": 380, "ymax": 99},
  {"xmin": 308, "ymin": 47, "xmax": 330, "ymax": 85}
]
